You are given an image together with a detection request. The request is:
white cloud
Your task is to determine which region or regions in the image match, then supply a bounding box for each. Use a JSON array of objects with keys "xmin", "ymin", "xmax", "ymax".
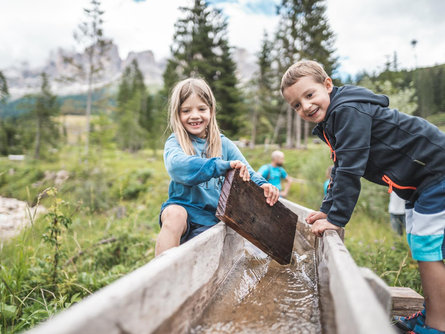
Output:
[
  {"xmin": 212, "ymin": 1, "xmax": 278, "ymax": 54},
  {"xmin": 0, "ymin": 0, "xmax": 89, "ymax": 68},
  {"xmin": 326, "ymin": 0, "xmax": 445, "ymax": 76},
  {"xmin": 1, "ymin": 0, "xmax": 444, "ymax": 77}
]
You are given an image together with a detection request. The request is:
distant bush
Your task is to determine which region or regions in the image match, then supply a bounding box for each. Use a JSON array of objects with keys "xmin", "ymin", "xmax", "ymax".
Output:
[
  {"xmin": 427, "ymin": 112, "xmax": 445, "ymax": 126},
  {"xmin": 114, "ymin": 168, "xmax": 153, "ymax": 200}
]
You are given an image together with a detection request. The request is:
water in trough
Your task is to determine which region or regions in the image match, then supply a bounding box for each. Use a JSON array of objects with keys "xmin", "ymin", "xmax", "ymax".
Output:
[{"xmin": 190, "ymin": 242, "xmax": 321, "ymax": 334}]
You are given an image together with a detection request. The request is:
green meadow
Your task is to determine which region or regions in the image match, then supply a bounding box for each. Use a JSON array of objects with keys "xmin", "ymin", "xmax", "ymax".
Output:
[{"xmin": 0, "ymin": 143, "xmax": 420, "ymax": 333}]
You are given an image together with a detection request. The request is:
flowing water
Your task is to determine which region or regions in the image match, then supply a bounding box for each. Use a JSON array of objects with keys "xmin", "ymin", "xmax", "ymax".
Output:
[{"xmin": 190, "ymin": 242, "xmax": 321, "ymax": 334}]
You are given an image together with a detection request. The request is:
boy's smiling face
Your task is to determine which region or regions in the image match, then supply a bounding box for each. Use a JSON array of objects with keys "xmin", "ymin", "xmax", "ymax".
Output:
[{"xmin": 283, "ymin": 76, "xmax": 333, "ymax": 123}]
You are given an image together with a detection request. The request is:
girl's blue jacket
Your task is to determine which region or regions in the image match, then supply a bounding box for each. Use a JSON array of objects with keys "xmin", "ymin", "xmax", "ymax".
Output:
[{"xmin": 161, "ymin": 134, "xmax": 267, "ymax": 226}]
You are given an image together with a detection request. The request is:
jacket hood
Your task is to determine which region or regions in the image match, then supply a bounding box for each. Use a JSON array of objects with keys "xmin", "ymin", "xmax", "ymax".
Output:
[{"xmin": 327, "ymin": 85, "xmax": 389, "ymax": 115}]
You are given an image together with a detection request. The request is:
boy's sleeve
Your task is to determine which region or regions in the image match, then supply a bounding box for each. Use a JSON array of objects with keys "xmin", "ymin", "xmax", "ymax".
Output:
[
  {"xmin": 324, "ymin": 107, "xmax": 372, "ymax": 227},
  {"xmin": 226, "ymin": 140, "xmax": 268, "ymax": 186},
  {"xmin": 164, "ymin": 137, "xmax": 231, "ymax": 186}
]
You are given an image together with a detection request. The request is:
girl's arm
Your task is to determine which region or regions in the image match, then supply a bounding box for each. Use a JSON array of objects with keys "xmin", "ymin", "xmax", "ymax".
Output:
[
  {"xmin": 225, "ymin": 139, "xmax": 279, "ymax": 206},
  {"xmin": 164, "ymin": 137, "xmax": 231, "ymax": 186},
  {"xmin": 225, "ymin": 139, "xmax": 267, "ymax": 186}
]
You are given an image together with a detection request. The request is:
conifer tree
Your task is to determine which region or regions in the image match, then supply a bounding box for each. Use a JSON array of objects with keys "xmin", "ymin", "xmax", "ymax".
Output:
[
  {"xmin": 274, "ymin": 0, "xmax": 337, "ymax": 148},
  {"xmin": 32, "ymin": 73, "xmax": 60, "ymax": 159},
  {"xmin": 0, "ymin": 71, "xmax": 10, "ymax": 155},
  {"xmin": 116, "ymin": 59, "xmax": 149, "ymax": 151},
  {"xmin": 163, "ymin": 0, "xmax": 244, "ymax": 136},
  {"xmin": 249, "ymin": 31, "xmax": 278, "ymax": 147},
  {"xmin": 0, "ymin": 71, "xmax": 8, "ymax": 104},
  {"xmin": 73, "ymin": 0, "xmax": 111, "ymax": 155}
]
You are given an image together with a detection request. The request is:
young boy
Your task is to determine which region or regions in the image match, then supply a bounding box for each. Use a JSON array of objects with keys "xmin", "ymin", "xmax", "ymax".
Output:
[
  {"xmin": 258, "ymin": 150, "xmax": 292, "ymax": 198},
  {"xmin": 281, "ymin": 60, "xmax": 445, "ymax": 334}
]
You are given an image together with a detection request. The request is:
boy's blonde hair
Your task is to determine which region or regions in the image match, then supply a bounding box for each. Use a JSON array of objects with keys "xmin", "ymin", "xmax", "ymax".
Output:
[
  {"xmin": 280, "ymin": 60, "xmax": 329, "ymax": 93},
  {"xmin": 168, "ymin": 78, "xmax": 222, "ymax": 157}
]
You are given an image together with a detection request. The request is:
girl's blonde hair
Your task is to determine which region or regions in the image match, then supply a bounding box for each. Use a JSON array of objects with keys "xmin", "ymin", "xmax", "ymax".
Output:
[{"xmin": 168, "ymin": 78, "xmax": 222, "ymax": 157}]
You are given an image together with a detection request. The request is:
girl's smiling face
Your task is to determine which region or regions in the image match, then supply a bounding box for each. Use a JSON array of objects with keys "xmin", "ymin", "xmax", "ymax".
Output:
[{"xmin": 179, "ymin": 93, "xmax": 211, "ymax": 138}]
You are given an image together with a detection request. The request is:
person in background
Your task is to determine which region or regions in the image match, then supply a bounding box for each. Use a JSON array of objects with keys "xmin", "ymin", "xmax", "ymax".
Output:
[
  {"xmin": 389, "ymin": 192, "xmax": 406, "ymax": 236},
  {"xmin": 323, "ymin": 165, "xmax": 334, "ymax": 195},
  {"xmin": 258, "ymin": 150, "xmax": 292, "ymax": 198}
]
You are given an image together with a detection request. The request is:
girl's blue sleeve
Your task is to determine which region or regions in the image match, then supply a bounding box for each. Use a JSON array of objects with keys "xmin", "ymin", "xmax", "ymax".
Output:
[
  {"xmin": 225, "ymin": 139, "xmax": 268, "ymax": 186},
  {"xmin": 164, "ymin": 137, "xmax": 231, "ymax": 186}
]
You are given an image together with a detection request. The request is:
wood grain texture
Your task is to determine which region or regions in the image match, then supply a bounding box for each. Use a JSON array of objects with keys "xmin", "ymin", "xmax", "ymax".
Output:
[
  {"xmin": 389, "ymin": 287, "xmax": 424, "ymax": 317},
  {"xmin": 216, "ymin": 169, "xmax": 298, "ymax": 265}
]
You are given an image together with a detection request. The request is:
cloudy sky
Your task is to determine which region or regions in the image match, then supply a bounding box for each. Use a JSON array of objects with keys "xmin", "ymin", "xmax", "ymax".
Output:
[{"xmin": 1, "ymin": 0, "xmax": 444, "ymax": 77}]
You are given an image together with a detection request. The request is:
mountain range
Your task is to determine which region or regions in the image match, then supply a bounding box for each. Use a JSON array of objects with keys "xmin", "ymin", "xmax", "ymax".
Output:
[{"xmin": 2, "ymin": 42, "xmax": 258, "ymax": 100}]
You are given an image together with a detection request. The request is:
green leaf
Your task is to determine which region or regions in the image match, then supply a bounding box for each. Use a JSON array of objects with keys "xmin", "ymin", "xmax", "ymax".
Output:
[{"xmin": 0, "ymin": 303, "xmax": 17, "ymax": 320}]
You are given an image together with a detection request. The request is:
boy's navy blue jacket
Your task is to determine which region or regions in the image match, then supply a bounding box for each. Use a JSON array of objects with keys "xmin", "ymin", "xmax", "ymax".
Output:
[{"xmin": 313, "ymin": 85, "xmax": 445, "ymax": 227}]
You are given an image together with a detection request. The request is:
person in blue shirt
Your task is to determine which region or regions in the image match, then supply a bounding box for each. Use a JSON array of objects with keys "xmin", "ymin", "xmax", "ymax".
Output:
[
  {"xmin": 323, "ymin": 165, "xmax": 333, "ymax": 195},
  {"xmin": 155, "ymin": 78, "xmax": 279, "ymax": 256},
  {"xmin": 258, "ymin": 150, "xmax": 292, "ymax": 198}
]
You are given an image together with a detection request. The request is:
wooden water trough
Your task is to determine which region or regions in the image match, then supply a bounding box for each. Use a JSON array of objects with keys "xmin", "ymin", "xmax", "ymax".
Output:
[{"xmin": 28, "ymin": 177, "xmax": 416, "ymax": 334}]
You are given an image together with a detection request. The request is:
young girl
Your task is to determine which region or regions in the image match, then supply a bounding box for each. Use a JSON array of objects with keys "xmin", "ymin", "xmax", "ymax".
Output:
[{"xmin": 156, "ymin": 78, "xmax": 279, "ymax": 256}]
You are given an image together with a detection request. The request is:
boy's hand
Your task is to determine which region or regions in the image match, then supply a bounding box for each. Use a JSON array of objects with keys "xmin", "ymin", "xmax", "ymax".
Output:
[
  {"xmin": 305, "ymin": 211, "xmax": 327, "ymax": 224},
  {"xmin": 230, "ymin": 160, "xmax": 250, "ymax": 182},
  {"xmin": 260, "ymin": 184, "xmax": 279, "ymax": 206},
  {"xmin": 310, "ymin": 219, "xmax": 341, "ymax": 237}
]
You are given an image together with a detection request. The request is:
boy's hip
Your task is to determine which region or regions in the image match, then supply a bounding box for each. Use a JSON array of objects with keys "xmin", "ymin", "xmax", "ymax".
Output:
[{"xmin": 405, "ymin": 178, "xmax": 445, "ymax": 262}]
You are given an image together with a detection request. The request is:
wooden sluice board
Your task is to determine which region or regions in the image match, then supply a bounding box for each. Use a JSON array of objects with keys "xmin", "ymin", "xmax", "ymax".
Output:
[{"xmin": 216, "ymin": 169, "xmax": 299, "ymax": 265}]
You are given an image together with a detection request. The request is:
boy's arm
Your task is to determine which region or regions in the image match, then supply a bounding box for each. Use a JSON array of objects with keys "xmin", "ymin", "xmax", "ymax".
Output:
[
  {"xmin": 325, "ymin": 107, "xmax": 372, "ymax": 227},
  {"xmin": 164, "ymin": 137, "xmax": 231, "ymax": 186}
]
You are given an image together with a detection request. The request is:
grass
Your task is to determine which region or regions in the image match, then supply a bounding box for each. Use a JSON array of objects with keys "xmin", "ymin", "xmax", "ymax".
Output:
[{"xmin": 0, "ymin": 143, "xmax": 421, "ymax": 332}]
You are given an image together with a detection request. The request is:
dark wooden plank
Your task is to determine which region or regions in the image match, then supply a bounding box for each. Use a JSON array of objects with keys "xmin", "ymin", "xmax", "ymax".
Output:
[
  {"xmin": 389, "ymin": 287, "xmax": 424, "ymax": 317},
  {"xmin": 216, "ymin": 169, "xmax": 299, "ymax": 265}
]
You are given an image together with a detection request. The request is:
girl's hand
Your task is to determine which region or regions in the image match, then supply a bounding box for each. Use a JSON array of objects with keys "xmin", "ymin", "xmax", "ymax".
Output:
[
  {"xmin": 230, "ymin": 160, "xmax": 250, "ymax": 182},
  {"xmin": 260, "ymin": 183, "xmax": 279, "ymax": 206},
  {"xmin": 305, "ymin": 211, "xmax": 327, "ymax": 224},
  {"xmin": 310, "ymin": 219, "xmax": 341, "ymax": 237}
]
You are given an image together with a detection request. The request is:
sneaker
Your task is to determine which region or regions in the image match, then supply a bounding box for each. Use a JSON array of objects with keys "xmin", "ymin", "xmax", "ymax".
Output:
[
  {"xmin": 393, "ymin": 309, "xmax": 426, "ymax": 332},
  {"xmin": 413, "ymin": 324, "xmax": 445, "ymax": 334}
]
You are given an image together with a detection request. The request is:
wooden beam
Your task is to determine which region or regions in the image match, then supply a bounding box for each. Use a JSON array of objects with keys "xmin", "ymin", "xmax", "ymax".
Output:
[
  {"xmin": 27, "ymin": 224, "xmax": 244, "ymax": 334},
  {"xmin": 216, "ymin": 169, "xmax": 299, "ymax": 265},
  {"xmin": 318, "ymin": 231, "xmax": 397, "ymax": 334},
  {"xmin": 360, "ymin": 267, "xmax": 392, "ymax": 315},
  {"xmin": 389, "ymin": 287, "xmax": 424, "ymax": 317}
]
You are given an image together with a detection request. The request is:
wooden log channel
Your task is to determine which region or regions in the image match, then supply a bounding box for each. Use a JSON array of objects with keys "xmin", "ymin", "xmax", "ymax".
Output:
[{"xmin": 28, "ymin": 198, "xmax": 398, "ymax": 334}]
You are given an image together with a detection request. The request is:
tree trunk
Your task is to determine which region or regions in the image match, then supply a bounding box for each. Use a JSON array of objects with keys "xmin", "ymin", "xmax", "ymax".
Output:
[
  {"xmin": 272, "ymin": 102, "xmax": 287, "ymax": 145},
  {"xmin": 271, "ymin": 114, "xmax": 282, "ymax": 145},
  {"xmin": 285, "ymin": 105, "xmax": 293, "ymax": 148},
  {"xmin": 250, "ymin": 106, "xmax": 257, "ymax": 149},
  {"xmin": 34, "ymin": 119, "xmax": 41, "ymax": 159},
  {"xmin": 85, "ymin": 62, "xmax": 93, "ymax": 156},
  {"xmin": 303, "ymin": 119, "xmax": 310, "ymax": 149},
  {"xmin": 295, "ymin": 112, "xmax": 301, "ymax": 149}
]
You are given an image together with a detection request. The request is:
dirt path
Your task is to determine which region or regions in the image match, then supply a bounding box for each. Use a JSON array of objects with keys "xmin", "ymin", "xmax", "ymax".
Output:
[{"xmin": 0, "ymin": 196, "xmax": 46, "ymax": 245}]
